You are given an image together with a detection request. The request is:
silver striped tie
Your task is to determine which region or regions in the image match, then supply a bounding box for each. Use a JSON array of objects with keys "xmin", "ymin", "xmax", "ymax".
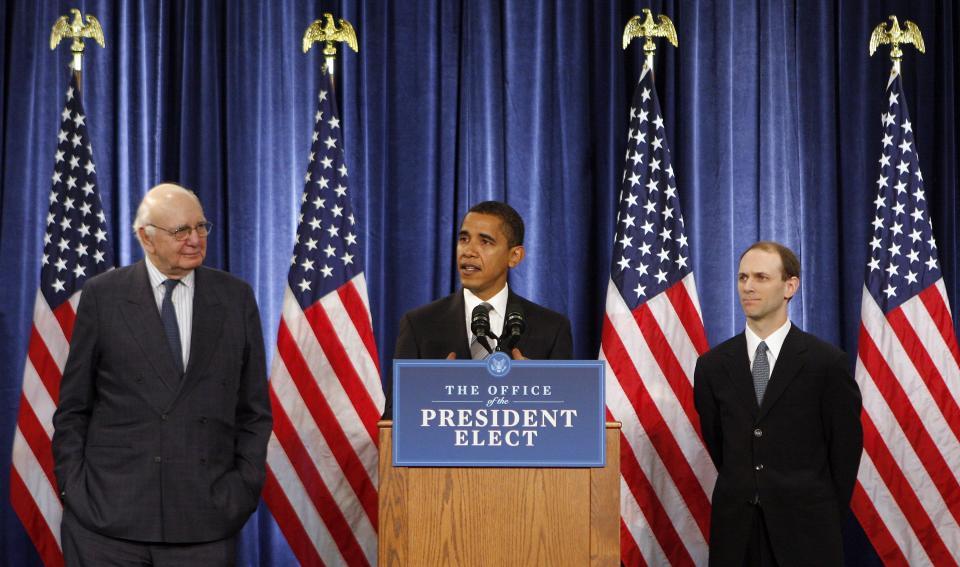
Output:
[{"xmin": 752, "ymin": 341, "xmax": 770, "ymax": 404}]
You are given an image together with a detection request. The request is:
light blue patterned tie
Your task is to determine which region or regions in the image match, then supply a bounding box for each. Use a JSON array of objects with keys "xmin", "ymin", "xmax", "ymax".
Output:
[
  {"xmin": 470, "ymin": 302, "xmax": 495, "ymax": 359},
  {"xmin": 470, "ymin": 337, "xmax": 489, "ymax": 360},
  {"xmin": 752, "ymin": 341, "xmax": 770, "ymax": 404},
  {"xmin": 161, "ymin": 279, "xmax": 184, "ymax": 376}
]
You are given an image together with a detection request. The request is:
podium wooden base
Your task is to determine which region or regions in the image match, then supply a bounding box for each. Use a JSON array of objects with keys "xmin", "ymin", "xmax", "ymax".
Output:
[{"xmin": 378, "ymin": 421, "xmax": 620, "ymax": 567}]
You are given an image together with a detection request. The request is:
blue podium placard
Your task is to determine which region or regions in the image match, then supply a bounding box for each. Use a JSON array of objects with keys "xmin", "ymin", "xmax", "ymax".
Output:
[{"xmin": 392, "ymin": 353, "xmax": 605, "ymax": 467}]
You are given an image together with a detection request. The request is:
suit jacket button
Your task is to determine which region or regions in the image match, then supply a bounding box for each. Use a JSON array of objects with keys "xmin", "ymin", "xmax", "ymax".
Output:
[
  {"xmin": 154, "ymin": 456, "xmax": 162, "ymax": 463},
  {"xmin": 161, "ymin": 413, "xmax": 168, "ymax": 421},
  {"xmin": 753, "ymin": 428, "xmax": 763, "ymax": 438},
  {"xmin": 200, "ymin": 457, "xmax": 207, "ymax": 465},
  {"xmin": 200, "ymin": 416, "xmax": 207, "ymax": 424},
  {"xmin": 755, "ymin": 464, "xmax": 764, "ymax": 471}
]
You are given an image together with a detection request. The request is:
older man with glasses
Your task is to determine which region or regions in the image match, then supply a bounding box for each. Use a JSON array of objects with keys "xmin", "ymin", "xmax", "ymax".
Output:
[{"xmin": 52, "ymin": 183, "xmax": 272, "ymax": 567}]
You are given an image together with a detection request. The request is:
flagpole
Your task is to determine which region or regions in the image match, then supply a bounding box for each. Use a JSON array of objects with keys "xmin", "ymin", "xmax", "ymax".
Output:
[
  {"xmin": 266, "ymin": 13, "xmax": 384, "ymax": 567},
  {"xmin": 327, "ymin": 60, "xmax": 336, "ymax": 95},
  {"xmin": 613, "ymin": 11, "xmax": 719, "ymax": 566},
  {"xmin": 853, "ymin": 17, "xmax": 959, "ymax": 567},
  {"xmin": 12, "ymin": 13, "xmax": 111, "ymax": 566}
]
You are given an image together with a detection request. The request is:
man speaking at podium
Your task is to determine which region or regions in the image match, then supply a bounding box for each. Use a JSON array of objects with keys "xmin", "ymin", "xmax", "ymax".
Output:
[{"xmin": 394, "ymin": 201, "xmax": 573, "ymax": 363}]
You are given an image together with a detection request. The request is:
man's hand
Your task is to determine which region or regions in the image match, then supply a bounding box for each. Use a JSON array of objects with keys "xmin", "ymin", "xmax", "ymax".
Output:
[
  {"xmin": 446, "ymin": 352, "xmax": 456, "ymax": 360},
  {"xmin": 511, "ymin": 348, "xmax": 527, "ymax": 360}
]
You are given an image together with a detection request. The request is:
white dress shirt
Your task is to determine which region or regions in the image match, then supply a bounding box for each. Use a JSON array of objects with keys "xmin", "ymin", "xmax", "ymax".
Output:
[
  {"xmin": 745, "ymin": 319, "xmax": 791, "ymax": 375},
  {"xmin": 463, "ymin": 284, "xmax": 509, "ymax": 349},
  {"xmin": 144, "ymin": 258, "xmax": 195, "ymax": 368}
]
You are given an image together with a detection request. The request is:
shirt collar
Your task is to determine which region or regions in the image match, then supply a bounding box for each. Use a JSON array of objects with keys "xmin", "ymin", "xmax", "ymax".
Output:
[
  {"xmin": 463, "ymin": 284, "xmax": 509, "ymax": 319},
  {"xmin": 144, "ymin": 256, "xmax": 195, "ymax": 289},
  {"xmin": 745, "ymin": 319, "xmax": 791, "ymax": 363}
]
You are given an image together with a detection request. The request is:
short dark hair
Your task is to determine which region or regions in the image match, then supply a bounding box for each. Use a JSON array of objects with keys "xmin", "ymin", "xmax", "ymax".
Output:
[
  {"xmin": 740, "ymin": 241, "xmax": 800, "ymax": 280},
  {"xmin": 465, "ymin": 201, "xmax": 525, "ymax": 247}
]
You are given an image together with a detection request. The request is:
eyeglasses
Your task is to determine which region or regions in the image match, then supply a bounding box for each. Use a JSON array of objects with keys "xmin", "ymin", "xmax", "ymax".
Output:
[{"xmin": 148, "ymin": 222, "xmax": 213, "ymax": 241}]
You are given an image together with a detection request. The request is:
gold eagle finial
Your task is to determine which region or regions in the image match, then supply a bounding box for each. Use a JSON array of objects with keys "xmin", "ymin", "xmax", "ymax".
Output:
[
  {"xmin": 623, "ymin": 9, "xmax": 678, "ymax": 53},
  {"xmin": 869, "ymin": 15, "xmax": 924, "ymax": 61},
  {"xmin": 303, "ymin": 13, "xmax": 359, "ymax": 57},
  {"xmin": 50, "ymin": 9, "xmax": 105, "ymax": 72},
  {"xmin": 50, "ymin": 9, "xmax": 105, "ymax": 52}
]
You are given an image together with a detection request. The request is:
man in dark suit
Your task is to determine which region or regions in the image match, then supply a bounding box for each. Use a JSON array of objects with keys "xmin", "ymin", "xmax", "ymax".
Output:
[
  {"xmin": 52, "ymin": 183, "xmax": 272, "ymax": 566},
  {"xmin": 389, "ymin": 201, "xmax": 571, "ymax": 411},
  {"xmin": 693, "ymin": 241, "xmax": 862, "ymax": 567}
]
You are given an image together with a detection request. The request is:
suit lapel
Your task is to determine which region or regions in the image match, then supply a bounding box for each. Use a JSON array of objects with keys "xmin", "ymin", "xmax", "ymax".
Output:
[
  {"xmin": 171, "ymin": 267, "xmax": 225, "ymax": 405},
  {"xmin": 757, "ymin": 325, "xmax": 808, "ymax": 421},
  {"xmin": 507, "ymin": 289, "xmax": 529, "ymax": 354},
  {"xmin": 721, "ymin": 333, "xmax": 760, "ymax": 414},
  {"xmin": 448, "ymin": 291, "xmax": 471, "ymax": 360},
  {"xmin": 119, "ymin": 261, "xmax": 180, "ymax": 393}
]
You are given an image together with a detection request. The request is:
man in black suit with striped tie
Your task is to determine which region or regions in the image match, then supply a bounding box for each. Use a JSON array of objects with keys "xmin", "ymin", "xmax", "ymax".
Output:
[
  {"xmin": 693, "ymin": 241, "xmax": 863, "ymax": 567},
  {"xmin": 385, "ymin": 201, "xmax": 572, "ymax": 416}
]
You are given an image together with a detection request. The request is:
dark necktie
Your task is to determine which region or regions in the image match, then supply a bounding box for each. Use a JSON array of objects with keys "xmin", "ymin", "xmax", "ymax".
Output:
[
  {"xmin": 161, "ymin": 279, "xmax": 184, "ymax": 375},
  {"xmin": 752, "ymin": 341, "xmax": 770, "ymax": 404}
]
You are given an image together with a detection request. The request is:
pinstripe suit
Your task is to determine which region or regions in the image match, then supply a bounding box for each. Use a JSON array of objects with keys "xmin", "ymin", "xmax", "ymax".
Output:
[{"xmin": 52, "ymin": 260, "xmax": 272, "ymax": 544}]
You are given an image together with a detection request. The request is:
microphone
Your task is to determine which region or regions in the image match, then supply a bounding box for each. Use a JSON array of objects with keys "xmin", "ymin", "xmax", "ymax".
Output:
[
  {"xmin": 499, "ymin": 304, "xmax": 526, "ymax": 353},
  {"xmin": 471, "ymin": 304, "xmax": 496, "ymax": 355}
]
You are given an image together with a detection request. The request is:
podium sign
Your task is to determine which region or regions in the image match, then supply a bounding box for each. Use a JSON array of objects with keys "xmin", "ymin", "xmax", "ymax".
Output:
[{"xmin": 392, "ymin": 353, "xmax": 605, "ymax": 467}]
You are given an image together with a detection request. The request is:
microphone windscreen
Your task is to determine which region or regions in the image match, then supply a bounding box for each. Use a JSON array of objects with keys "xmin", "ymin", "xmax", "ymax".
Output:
[
  {"xmin": 471, "ymin": 304, "xmax": 491, "ymax": 336},
  {"xmin": 505, "ymin": 305, "xmax": 526, "ymax": 335}
]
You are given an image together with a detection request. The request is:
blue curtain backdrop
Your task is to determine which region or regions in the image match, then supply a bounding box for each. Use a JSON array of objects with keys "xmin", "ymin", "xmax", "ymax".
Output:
[{"xmin": 1, "ymin": 0, "xmax": 957, "ymax": 565}]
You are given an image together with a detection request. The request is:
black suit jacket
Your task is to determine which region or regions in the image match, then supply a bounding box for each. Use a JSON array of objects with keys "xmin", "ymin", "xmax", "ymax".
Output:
[
  {"xmin": 52, "ymin": 261, "xmax": 273, "ymax": 543},
  {"xmin": 693, "ymin": 325, "xmax": 863, "ymax": 567},
  {"xmin": 384, "ymin": 289, "xmax": 573, "ymax": 416}
]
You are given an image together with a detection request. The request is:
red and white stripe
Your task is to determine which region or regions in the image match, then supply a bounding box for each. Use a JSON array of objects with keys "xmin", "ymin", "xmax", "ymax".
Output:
[
  {"xmin": 266, "ymin": 275, "xmax": 385, "ymax": 566},
  {"xmin": 10, "ymin": 290, "xmax": 79, "ymax": 567},
  {"xmin": 602, "ymin": 274, "xmax": 716, "ymax": 566},
  {"xmin": 853, "ymin": 280, "xmax": 960, "ymax": 566}
]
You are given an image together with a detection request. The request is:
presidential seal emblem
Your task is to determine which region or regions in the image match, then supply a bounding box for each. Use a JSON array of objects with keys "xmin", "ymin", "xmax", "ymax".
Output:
[{"xmin": 486, "ymin": 351, "xmax": 511, "ymax": 377}]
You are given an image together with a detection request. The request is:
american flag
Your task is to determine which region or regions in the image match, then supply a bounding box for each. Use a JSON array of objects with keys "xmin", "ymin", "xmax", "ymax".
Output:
[
  {"xmin": 851, "ymin": 68, "xmax": 960, "ymax": 566},
  {"xmin": 264, "ymin": 69, "xmax": 385, "ymax": 567},
  {"xmin": 600, "ymin": 60, "xmax": 716, "ymax": 566},
  {"xmin": 10, "ymin": 72, "xmax": 113, "ymax": 567}
]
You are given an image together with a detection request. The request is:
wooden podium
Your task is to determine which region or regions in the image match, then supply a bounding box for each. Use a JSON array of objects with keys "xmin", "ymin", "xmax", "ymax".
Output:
[{"xmin": 378, "ymin": 421, "xmax": 621, "ymax": 567}]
